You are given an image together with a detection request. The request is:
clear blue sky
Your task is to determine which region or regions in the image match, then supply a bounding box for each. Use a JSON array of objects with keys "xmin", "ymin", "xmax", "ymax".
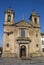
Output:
[{"xmin": 0, "ymin": 0, "xmax": 44, "ymax": 46}]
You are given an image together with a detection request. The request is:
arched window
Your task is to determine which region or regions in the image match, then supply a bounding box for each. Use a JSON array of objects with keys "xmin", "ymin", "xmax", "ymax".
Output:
[
  {"xmin": 7, "ymin": 15, "xmax": 11, "ymax": 22},
  {"xmin": 34, "ymin": 18, "xmax": 37, "ymax": 24},
  {"xmin": 21, "ymin": 29, "xmax": 25, "ymax": 38}
]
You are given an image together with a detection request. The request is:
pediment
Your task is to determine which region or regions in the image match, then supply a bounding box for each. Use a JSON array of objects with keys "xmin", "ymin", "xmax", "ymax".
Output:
[{"xmin": 15, "ymin": 20, "xmax": 31, "ymax": 27}]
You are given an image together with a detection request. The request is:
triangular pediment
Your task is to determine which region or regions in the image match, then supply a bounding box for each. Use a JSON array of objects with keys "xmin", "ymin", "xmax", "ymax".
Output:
[{"xmin": 15, "ymin": 20, "xmax": 31, "ymax": 27}]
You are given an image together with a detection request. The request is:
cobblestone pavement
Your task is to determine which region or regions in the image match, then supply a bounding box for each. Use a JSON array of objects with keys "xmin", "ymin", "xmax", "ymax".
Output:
[{"xmin": 0, "ymin": 57, "xmax": 44, "ymax": 65}]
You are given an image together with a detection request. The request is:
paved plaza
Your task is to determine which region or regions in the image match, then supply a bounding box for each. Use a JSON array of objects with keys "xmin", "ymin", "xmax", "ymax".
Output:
[{"xmin": 0, "ymin": 57, "xmax": 44, "ymax": 65}]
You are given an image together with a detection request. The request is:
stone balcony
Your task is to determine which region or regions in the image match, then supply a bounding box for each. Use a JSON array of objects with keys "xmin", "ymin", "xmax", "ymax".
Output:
[
  {"xmin": 16, "ymin": 37, "xmax": 31, "ymax": 44},
  {"xmin": 17, "ymin": 37, "xmax": 31, "ymax": 41}
]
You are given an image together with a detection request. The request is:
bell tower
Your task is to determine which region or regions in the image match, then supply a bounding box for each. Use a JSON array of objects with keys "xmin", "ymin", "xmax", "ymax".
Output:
[
  {"xmin": 29, "ymin": 11, "xmax": 41, "ymax": 54},
  {"xmin": 29, "ymin": 11, "xmax": 40, "ymax": 27},
  {"xmin": 4, "ymin": 8, "xmax": 14, "ymax": 25},
  {"xmin": 2, "ymin": 8, "xmax": 15, "ymax": 57}
]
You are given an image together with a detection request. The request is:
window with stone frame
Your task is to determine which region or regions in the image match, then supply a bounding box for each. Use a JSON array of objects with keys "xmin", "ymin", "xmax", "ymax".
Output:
[
  {"xmin": 42, "ymin": 35, "xmax": 44, "ymax": 38},
  {"xmin": 21, "ymin": 29, "xmax": 25, "ymax": 38},
  {"xmin": 42, "ymin": 48, "xmax": 44, "ymax": 52},
  {"xmin": 42, "ymin": 41, "xmax": 44, "ymax": 45}
]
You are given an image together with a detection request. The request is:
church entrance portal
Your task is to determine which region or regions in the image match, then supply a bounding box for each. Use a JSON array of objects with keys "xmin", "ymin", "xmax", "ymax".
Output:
[{"xmin": 20, "ymin": 45, "xmax": 26, "ymax": 58}]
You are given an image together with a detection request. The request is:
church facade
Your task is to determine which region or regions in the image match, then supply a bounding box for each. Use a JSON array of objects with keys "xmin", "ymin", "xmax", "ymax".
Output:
[{"xmin": 2, "ymin": 8, "xmax": 42, "ymax": 58}]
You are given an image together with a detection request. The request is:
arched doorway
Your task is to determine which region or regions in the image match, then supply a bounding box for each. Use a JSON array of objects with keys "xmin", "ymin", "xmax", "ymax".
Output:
[{"xmin": 20, "ymin": 45, "xmax": 26, "ymax": 58}]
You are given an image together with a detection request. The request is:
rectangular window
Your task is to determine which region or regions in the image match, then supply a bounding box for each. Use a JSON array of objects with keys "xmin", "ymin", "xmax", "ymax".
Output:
[
  {"xmin": 42, "ymin": 35, "xmax": 44, "ymax": 38},
  {"xmin": 21, "ymin": 29, "xmax": 25, "ymax": 38},
  {"xmin": 42, "ymin": 41, "xmax": 44, "ymax": 45},
  {"xmin": 42, "ymin": 48, "xmax": 44, "ymax": 52}
]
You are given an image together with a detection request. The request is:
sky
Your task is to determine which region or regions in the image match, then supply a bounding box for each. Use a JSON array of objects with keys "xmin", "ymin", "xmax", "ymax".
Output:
[{"xmin": 0, "ymin": 0, "xmax": 44, "ymax": 46}]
